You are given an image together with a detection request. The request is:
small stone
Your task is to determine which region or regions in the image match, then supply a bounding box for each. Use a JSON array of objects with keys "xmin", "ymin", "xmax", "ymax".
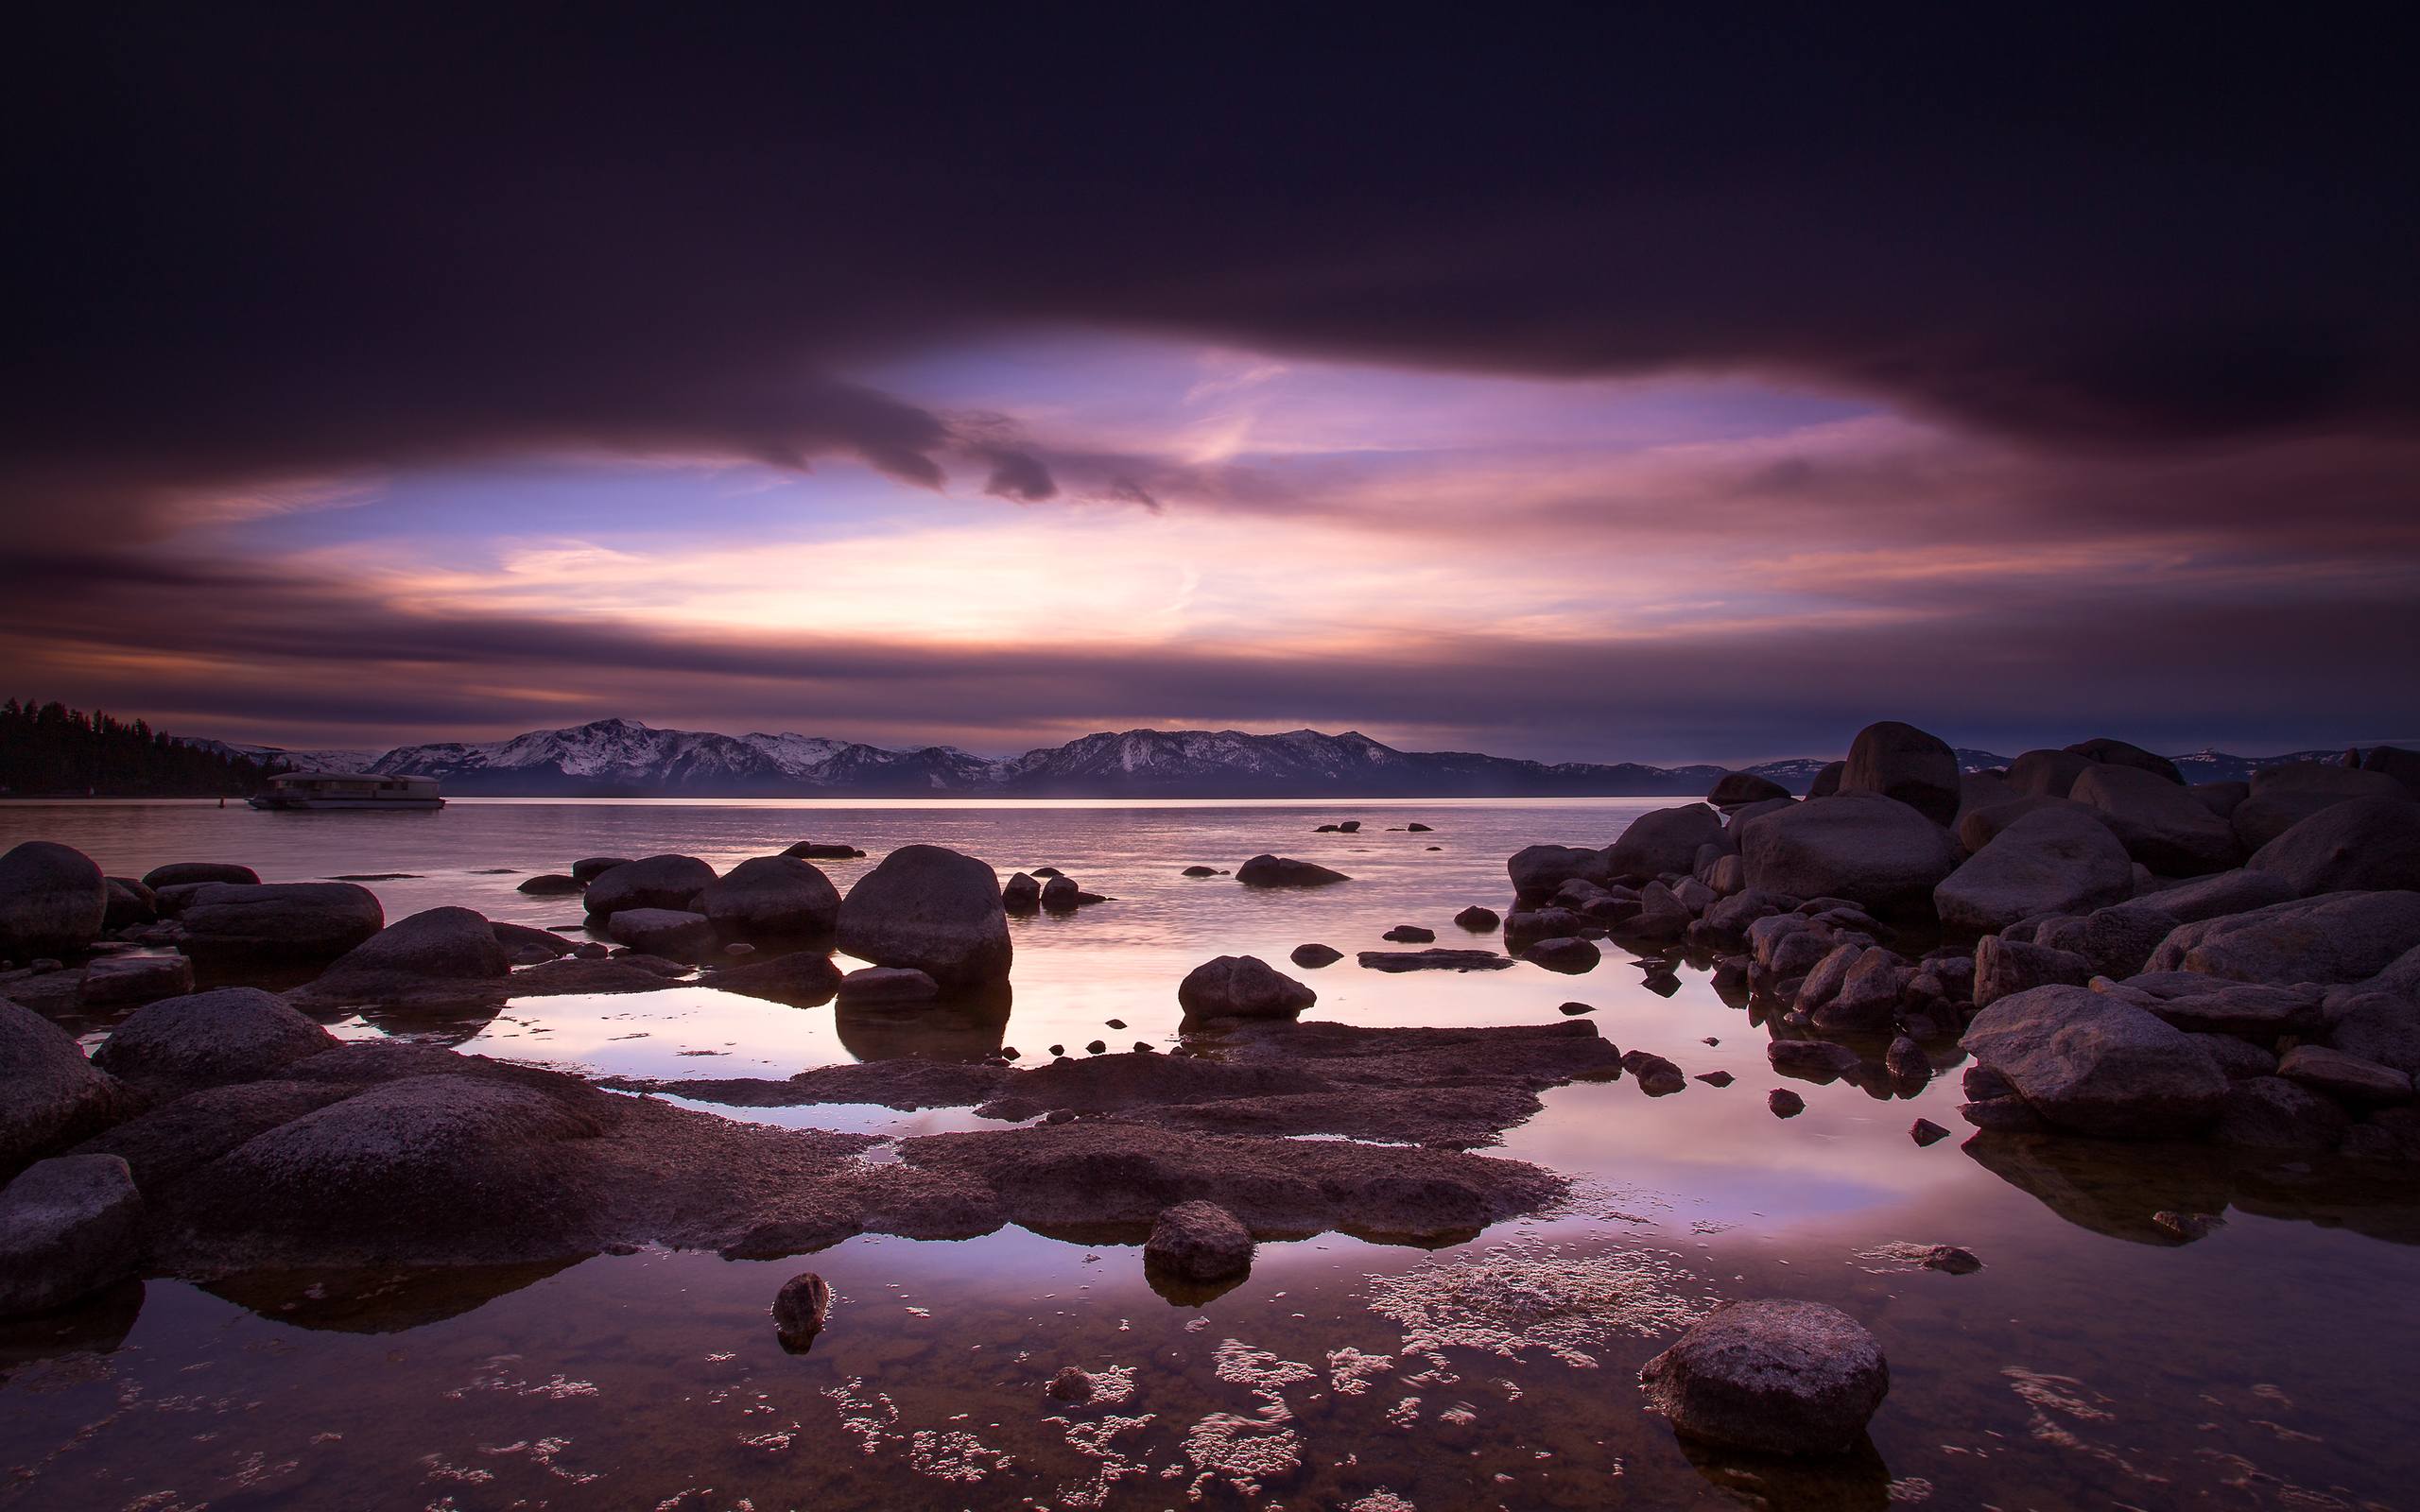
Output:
[
  {"xmin": 2152, "ymin": 1211, "xmax": 2225, "ymax": 1243},
  {"xmin": 1145, "ymin": 1199, "xmax": 1253, "ymax": 1281},
  {"xmin": 1770, "ymin": 1089, "xmax": 1806, "ymax": 1118},
  {"xmin": 1557, "ymin": 1000, "xmax": 1595, "ymax": 1016},
  {"xmin": 1085, "ymin": 1040, "xmax": 1107, "ymax": 1055},
  {"xmin": 772, "ymin": 1271, "xmax": 832, "ymax": 1349},
  {"xmin": 1910, "ymin": 1118, "xmax": 1951, "ymax": 1146},
  {"xmin": 1639, "ymin": 1298, "xmax": 1889, "ymax": 1455},
  {"xmin": 1046, "ymin": 1365, "xmax": 1096, "ymax": 1403},
  {"xmin": 1696, "ymin": 1071, "xmax": 1734, "ymax": 1088},
  {"xmin": 1288, "ymin": 943, "xmax": 1344, "ymax": 969}
]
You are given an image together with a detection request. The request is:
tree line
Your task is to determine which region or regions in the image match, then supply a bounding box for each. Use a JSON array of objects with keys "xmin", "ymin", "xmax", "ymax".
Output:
[{"xmin": 0, "ymin": 699, "xmax": 282, "ymax": 797}]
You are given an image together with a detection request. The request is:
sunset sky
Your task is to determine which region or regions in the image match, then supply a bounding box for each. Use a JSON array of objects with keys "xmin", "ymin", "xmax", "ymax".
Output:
[{"xmin": 9, "ymin": 11, "xmax": 2413, "ymax": 763}]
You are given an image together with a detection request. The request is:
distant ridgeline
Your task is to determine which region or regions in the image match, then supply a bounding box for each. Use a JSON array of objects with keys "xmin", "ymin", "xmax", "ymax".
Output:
[{"xmin": 0, "ymin": 700, "xmax": 281, "ymax": 798}]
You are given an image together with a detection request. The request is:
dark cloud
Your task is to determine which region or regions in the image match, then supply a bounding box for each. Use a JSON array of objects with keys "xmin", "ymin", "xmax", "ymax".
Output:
[{"xmin": 9, "ymin": 8, "xmax": 2415, "ymax": 542}]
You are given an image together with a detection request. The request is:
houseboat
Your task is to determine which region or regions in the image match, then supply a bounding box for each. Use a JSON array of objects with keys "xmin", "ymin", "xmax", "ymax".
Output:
[{"xmin": 248, "ymin": 771, "xmax": 445, "ymax": 811}]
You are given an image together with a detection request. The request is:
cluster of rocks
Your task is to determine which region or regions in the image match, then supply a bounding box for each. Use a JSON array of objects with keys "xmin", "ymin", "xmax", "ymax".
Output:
[
  {"xmin": 1495, "ymin": 722, "xmax": 2420, "ymax": 1162},
  {"xmin": 1000, "ymin": 867, "xmax": 1108, "ymax": 915}
]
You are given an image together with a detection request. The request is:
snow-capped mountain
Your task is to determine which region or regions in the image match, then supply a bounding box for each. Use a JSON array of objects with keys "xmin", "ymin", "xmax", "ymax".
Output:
[
  {"xmin": 996, "ymin": 728, "xmax": 1730, "ymax": 797},
  {"xmin": 181, "ymin": 739, "xmax": 386, "ymax": 775}
]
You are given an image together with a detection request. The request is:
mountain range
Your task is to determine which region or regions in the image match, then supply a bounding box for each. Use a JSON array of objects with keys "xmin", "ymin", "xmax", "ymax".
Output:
[{"xmin": 185, "ymin": 720, "xmax": 2372, "ymax": 799}]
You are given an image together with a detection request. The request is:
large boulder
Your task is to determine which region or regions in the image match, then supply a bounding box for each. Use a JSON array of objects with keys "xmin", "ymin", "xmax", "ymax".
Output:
[
  {"xmin": 1638, "ymin": 1299, "xmax": 1890, "ymax": 1456},
  {"xmin": 582, "ymin": 854, "xmax": 717, "ymax": 919},
  {"xmin": 2065, "ymin": 737, "xmax": 2184, "ymax": 785},
  {"xmin": 92, "ymin": 987, "xmax": 337, "ymax": 1091},
  {"xmin": 78, "ymin": 953, "xmax": 196, "ymax": 1008},
  {"xmin": 2233, "ymin": 765, "xmax": 2409, "ymax": 850},
  {"xmin": 2007, "ymin": 748, "xmax": 2095, "ymax": 799},
  {"xmin": 2361, "ymin": 745, "xmax": 2420, "ymax": 799},
  {"xmin": 1807, "ymin": 761, "xmax": 1845, "ymax": 799},
  {"xmin": 1507, "ymin": 845, "xmax": 1610, "ymax": 901},
  {"xmin": 0, "ymin": 841, "xmax": 108, "ymax": 958},
  {"xmin": 287, "ymin": 906, "xmax": 510, "ymax": 1006},
  {"xmin": 174, "ymin": 882, "xmax": 385, "ymax": 967},
  {"xmin": 2190, "ymin": 781, "xmax": 2251, "ymax": 818},
  {"xmin": 2, "ymin": 998, "xmax": 130, "ymax": 1172},
  {"xmin": 571, "ymin": 855, "xmax": 633, "ymax": 883},
  {"xmin": 102, "ymin": 877, "xmax": 158, "ymax": 929},
  {"xmin": 1707, "ymin": 771, "xmax": 1790, "ymax": 809},
  {"xmin": 1839, "ymin": 720, "xmax": 1961, "ymax": 824},
  {"xmin": 1178, "ymin": 955, "xmax": 1315, "ymax": 1024},
  {"xmin": 0, "ymin": 1155, "xmax": 144, "ymax": 1318},
  {"xmin": 835, "ymin": 844, "xmax": 1012, "ymax": 988},
  {"xmin": 1962, "ymin": 984, "xmax": 2229, "ymax": 1137},
  {"xmin": 1145, "ymin": 1199, "xmax": 1253, "ymax": 1281},
  {"xmin": 1236, "ymin": 854, "xmax": 1350, "ymax": 888},
  {"xmin": 2102, "ymin": 868, "xmax": 2296, "ymax": 928},
  {"xmin": 2248, "ymin": 797, "xmax": 2420, "ymax": 896},
  {"xmin": 2034, "ymin": 908, "xmax": 2173, "ymax": 980},
  {"xmin": 141, "ymin": 862, "xmax": 259, "ymax": 889},
  {"xmin": 1604, "ymin": 806, "xmax": 1724, "ymax": 880},
  {"xmin": 606, "ymin": 908, "xmax": 716, "ymax": 959},
  {"xmin": 1973, "ymin": 935, "xmax": 2093, "ymax": 1005},
  {"xmin": 1933, "ymin": 806, "xmax": 2134, "ymax": 934},
  {"xmin": 1956, "ymin": 794, "xmax": 2090, "ymax": 852},
  {"xmin": 697, "ymin": 855, "xmax": 841, "ymax": 938},
  {"xmin": 2147, "ymin": 891, "xmax": 2420, "ymax": 985},
  {"xmin": 2070, "ymin": 764, "xmax": 2240, "ymax": 875},
  {"xmin": 1737, "ymin": 793, "xmax": 1960, "ymax": 913}
]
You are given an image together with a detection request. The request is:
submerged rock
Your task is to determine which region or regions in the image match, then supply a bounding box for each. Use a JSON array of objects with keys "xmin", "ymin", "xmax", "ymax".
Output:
[
  {"xmin": 837, "ymin": 966, "xmax": 942, "ymax": 1004},
  {"xmin": 142, "ymin": 861, "xmax": 259, "ymax": 890},
  {"xmin": 1288, "ymin": 942, "xmax": 1343, "ymax": 969},
  {"xmin": 1357, "ymin": 948, "xmax": 1512, "ymax": 972},
  {"xmin": 1522, "ymin": 936, "xmax": 1601, "ymax": 973},
  {"xmin": 515, "ymin": 873, "xmax": 584, "ymax": 895},
  {"xmin": 772, "ymin": 1270, "xmax": 832, "ymax": 1350},
  {"xmin": 1179, "ymin": 955, "xmax": 1315, "ymax": 1024},
  {"xmin": 836, "ymin": 845, "xmax": 1012, "ymax": 988},
  {"xmin": 606, "ymin": 907, "xmax": 717, "ymax": 959},
  {"xmin": 698, "ymin": 855, "xmax": 841, "ymax": 938},
  {"xmin": 583, "ymin": 854, "xmax": 717, "ymax": 919},
  {"xmin": 0, "ymin": 1154, "xmax": 144, "ymax": 1318},
  {"xmin": 1145, "ymin": 1199, "xmax": 1254, "ymax": 1281},
  {"xmin": 1639, "ymin": 1298, "xmax": 1890, "ymax": 1456},
  {"xmin": 1237, "ymin": 854, "xmax": 1350, "ymax": 887}
]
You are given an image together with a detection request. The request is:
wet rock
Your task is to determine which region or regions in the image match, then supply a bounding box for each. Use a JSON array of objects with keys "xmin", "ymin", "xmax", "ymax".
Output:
[
  {"xmin": 1507, "ymin": 844, "xmax": 1612, "ymax": 902},
  {"xmin": 173, "ymin": 881, "xmax": 385, "ymax": 968},
  {"xmin": 515, "ymin": 873, "xmax": 584, "ymax": 895},
  {"xmin": 2071, "ymin": 764, "xmax": 2241, "ymax": 875},
  {"xmin": 1179, "ymin": 955, "xmax": 1315, "ymax": 1024},
  {"xmin": 2278, "ymin": 1045, "xmax": 2413, "ymax": 1107},
  {"xmin": 1146, "ymin": 1199, "xmax": 1254, "ymax": 1281},
  {"xmin": 78, "ymin": 953, "xmax": 194, "ymax": 1008},
  {"xmin": 606, "ymin": 907, "xmax": 717, "ymax": 959},
  {"xmin": 1381, "ymin": 924, "xmax": 1435, "ymax": 943},
  {"xmin": 1453, "ymin": 904, "xmax": 1500, "ymax": 932},
  {"xmin": 1709, "ymin": 771, "xmax": 1792, "ymax": 808},
  {"xmin": 1046, "ymin": 1364, "xmax": 1096, "ymax": 1402},
  {"xmin": 0, "ymin": 1155, "xmax": 144, "ymax": 1318},
  {"xmin": 838, "ymin": 966, "xmax": 942, "ymax": 1004},
  {"xmin": 2148, "ymin": 890, "xmax": 2420, "ymax": 984},
  {"xmin": 1769, "ymin": 1089, "xmax": 1806, "ymax": 1116},
  {"xmin": 2326, "ymin": 993, "xmax": 2420, "ymax": 1077},
  {"xmin": 288, "ymin": 906, "xmax": 511, "ymax": 1007},
  {"xmin": 772, "ymin": 1270, "xmax": 832, "ymax": 1349},
  {"xmin": 1181, "ymin": 865, "xmax": 1219, "ymax": 878},
  {"xmin": 1522, "ymin": 936, "xmax": 1601, "ymax": 973},
  {"xmin": 1738, "ymin": 793, "xmax": 1961, "ymax": 914},
  {"xmin": 1768, "ymin": 1040, "xmax": 1861, "ymax": 1082},
  {"xmin": 571, "ymin": 855, "xmax": 634, "ymax": 882},
  {"xmin": 2211, "ymin": 1076, "xmax": 2353, "ymax": 1152},
  {"xmin": 1407, "ymin": 821, "xmax": 1434, "ymax": 832},
  {"xmin": 1624, "ymin": 881, "xmax": 1692, "ymax": 941},
  {"xmin": 1622, "ymin": 1050, "xmax": 1686, "ymax": 1095},
  {"xmin": 836, "ymin": 845, "xmax": 1012, "ymax": 988},
  {"xmin": 1934, "ymin": 807, "xmax": 2135, "ymax": 934},
  {"xmin": 492, "ymin": 921, "xmax": 577, "ymax": 964},
  {"xmin": 2248, "ymin": 797, "xmax": 2420, "ymax": 896},
  {"xmin": 783, "ymin": 842, "xmax": 865, "ymax": 860},
  {"xmin": 1879, "ymin": 1242, "xmax": 1981, "ymax": 1274},
  {"xmin": 92, "ymin": 987, "xmax": 337, "ymax": 1093},
  {"xmin": 1793, "ymin": 942, "xmax": 1865, "ymax": 1013},
  {"xmin": 0, "ymin": 841, "xmax": 109, "ymax": 958},
  {"xmin": 1236, "ymin": 854, "xmax": 1350, "ymax": 887},
  {"xmin": 102, "ymin": 877, "xmax": 157, "ymax": 930},
  {"xmin": 698, "ymin": 855, "xmax": 842, "ymax": 938},
  {"xmin": 2152, "ymin": 1210, "xmax": 2224, "ymax": 1243},
  {"xmin": 1961, "ymin": 984, "xmax": 2228, "ymax": 1137},
  {"xmin": 1002, "ymin": 871, "xmax": 1042, "ymax": 912},
  {"xmin": 1885, "ymin": 1036, "xmax": 1930, "ymax": 1086},
  {"xmin": 2008, "ymin": 748, "xmax": 2096, "ymax": 799},
  {"xmin": 1697, "ymin": 1070, "xmax": 1733, "ymax": 1087},
  {"xmin": 1605, "ymin": 805, "xmax": 1725, "ymax": 879},
  {"xmin": 583, "ymin": 854, "xmax": 717, "ymax": 918},
  {"xmin": 1040, "ymin": 875, "xmax": 1083, "ymax": 912},
  {"xmin": 1910, "ymin": 1118, "xmax": 1951, "ymax": 1145},
  {"xmin": 1289, "ymin": 942, "xmax": 1343, "ymax": 968},
  {"xmin": 142, "ymin": 862, "xmax": 260, "ymax": 890},
  {"xmin": 1840, "ymin": 719, "xmax": 1961, "ymax": 824},
  {"xmin": 1639, "ymin": 1298, "xmax": 1890, "ymax": 1456},
  {"xmin": 1973, "ymin": 935, "xmax": 2094, "ymax": 1006},
  {"xmin": 3, "ymin": 998, "xmax": 132, "ymax": 1172},
  {"xmin": 2065, "ymin": 737, "xmax": 2185, "ymax": 785}
]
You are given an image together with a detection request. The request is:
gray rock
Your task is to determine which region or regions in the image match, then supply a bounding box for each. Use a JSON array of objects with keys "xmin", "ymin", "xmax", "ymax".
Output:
[
  {"xmin": 515, "ymin": 873, "xmax": 585, "ymax": 895},
  {"xmin": 1357, "ymin": 949, "xmax": 1513, "ymax": 972},
  {"xmin": 1289, "ymin": 942, "xmax": 1343, "ymax": 968},
  {"xmin": 571, "ymin": 855, "xmax": 633, "ymax": 882},
  {"xmin": 836, "ymin": 845, "xmax": 1013, "ymax": 987},
  {"xmin": 92, "ymin": 987, "xmax": 337, "ymax": 1091},
  {"xmin": 1807, "ymin": 761, "xmax": 1844, "ymax": 798},
  {"xmin": 77, "ymin": 954, "xmax": 194, "ymax": 1008},
  {"xmin": 698, "ymin": 855, "xmax": 841, "ymax": 937},
  {"xmin": 0, "ymin": 1155, "xmax": 144, "ymax": 1318},
  {"xmin": 1236, "ymin": 854, "xmax": 1351, "ymax": 888},
  {"xmin": 1708, "ymin": 771, "xmax": 1791, "ymax": 808},
  {"xmin": 141, "ymin": 862, "xmax": 260, "ymax": 889},
  {"xmin": 1794, "ymin": 942, "xmax": 1866, "ymax": 1012},
  {"xmin": 837, "ymin": 966, "xmax": 942, "ymax": 1004},
  {"xmin": 1144, "ymin": 1199, "xmax": 1253, "ymax": 1281},
  {"xmin": 2147, "ymin": 890, "xmax": 2420, "ymax": 984},
  {"xmin": 1606, "ymin": 806, "xmax": 1724, "ymax": 879},
  {"xmin": 2190, "ymin": 781, "xmax": 2250, "ymax": 818},
  {"xmin": 772, "ymin": 1271, "xmax": 832, "ymax": 1349},
  {"xmin": 1639, "ymin": 1298, "xmax": 1889, "ymax": 1456},
  {"xmin": 1453, "ymin": 904, "xmax": 1500, "ymax": 932},
  {"xmin": 583, "ymin": 854, "xmax": 717, "ymax": 918},
  {"xmin": 2033, "ymin": 908, "xmax": 2173, "ymax": 981},
  {"xmin": 2248, "ymin": 797, "xmax": 2420, "ymax": 896},
  {"xmin": 2232, "ymin": 765, "xmax": 2407, "ymax": 850},
  {"xmin": 1813, "ymin": 950, "xmax": 1910, "ymax": 1033},
  {"xmin": 0, "ymin": 841, "xmax": 109, "ymax": 958},
  {"xmin": 174, "ymin": 882, "xmax": 385, "ymax": 967},
  {"xmin": 2190, "ymin": 1033, "xmax": 2279, "ymax": 1079},
  {"xmin": 289, "ymin": 906, "xmax": 511, "ymax": 1006},
  {"xmin": 1961, "ymin": 984, "xmax": 2228, "ymax": 1137},
  {"xmin": 1178, "ymin": 955, "xmax": 1315, "ymax": 1023},
  {"xmin": 2210, "ymin": 1077, "xmax": 2351, "ymax": 1152},
  {"xmin": 1522, "ymin": 936, "xmax": 1602, "ymax": 973},
  {"xmin": 782, "ymin": 842, "xmax": 864, "ymax": 861},
  {"xmin": 2, "ymin": 998, "xmax": 131, "ymax": 1171},
  {"xmin": 2360, "ymin": 745, "xmax": 2420, "ymax": 800},
  {"xmin": 102, "ymin": 877, "xmax": 158, "ymax": 929},
  {"xmin": 2103, "ymin": 868, "xmax": 2295, "ymax": 927},
  {"xmin": 1768, "ymin": 1040, "xmax": 1862, "ymax": 1082},
  {"xmin": 1002, "ymin": 871, "xmax": 1042, "ymax": 912},
  {"xmin": 1973, "ymin": 935, "xmax": 2093, "ymax": 1006},
  {"xmin": 1738, "ymin": 793, "xmax": 1961, "ymax": 914},
  {"xmin": 1623, "ymin": 882, "xmax": 1690, "ymax": 941},
  {"xmin": 2277, "ymin": 1045, "xmax": 2413, "ymax": 1107},
  {"xmin": 2007, "ymin": 748, "xmax": 2096, "ymax": 799},
  {"xmin": 1957, "ymin": 794, "xmax": 2092, "ymax": 852},
  {"xmin": 2326, "ymin": 994, "xmax": 2420, "ymax": 1076},
  {"xmin": 2139, "ymin": 980, "xmax": 2324, "ymax": 1036},
  {"xmin": 1839, "ymin": 720, "xmax": 1960, "ymax": 824},
  {"xmin": 2065, "ymin": 737, "xmax": 2185, "ymax": 784},
  {"xmin": 2071, "ymin": 764, "xmax": 2241, "ymax": 875},
  {"xmin": 607, "ymin": 907, "xmax": 717, "ymax": 959},
  {"xmin": 1934, "ymin": 807, "xmax": 2134, "ymax": 934}
]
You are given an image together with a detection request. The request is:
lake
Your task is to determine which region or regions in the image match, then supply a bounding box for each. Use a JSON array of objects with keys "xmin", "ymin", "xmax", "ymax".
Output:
[{"xmin": 2, "ymin": 798, "xmax": 2413, "ymax": 1509}]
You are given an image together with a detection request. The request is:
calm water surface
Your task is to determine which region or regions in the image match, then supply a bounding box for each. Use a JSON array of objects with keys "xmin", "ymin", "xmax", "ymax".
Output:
[{"xmin": 2, "ymin": 799, "xmax": 2413, "ymax": 1510}]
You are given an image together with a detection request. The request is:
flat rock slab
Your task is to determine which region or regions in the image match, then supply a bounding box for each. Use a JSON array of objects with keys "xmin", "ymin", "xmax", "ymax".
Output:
[{"xmin": 1356, "ymin": 948, "xmax": 1512, "ymax": 972}]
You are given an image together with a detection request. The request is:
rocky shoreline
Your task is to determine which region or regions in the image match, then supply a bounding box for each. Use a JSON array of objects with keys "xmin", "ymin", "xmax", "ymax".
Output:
[{"xmin": 5, "ymin": 726, "xmax": 2416, "ymax": 1464}]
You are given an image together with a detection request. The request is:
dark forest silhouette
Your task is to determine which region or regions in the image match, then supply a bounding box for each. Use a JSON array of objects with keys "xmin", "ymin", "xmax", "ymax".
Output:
[{"xmin": 0, "ymin": 699, "xmax": 277, "ymax": 797}]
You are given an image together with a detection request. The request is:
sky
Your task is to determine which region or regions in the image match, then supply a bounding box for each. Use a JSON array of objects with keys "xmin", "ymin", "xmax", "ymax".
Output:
[{"xmin": 6, "ymin": 10, "xmax": 2414, "ymax": 764}]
